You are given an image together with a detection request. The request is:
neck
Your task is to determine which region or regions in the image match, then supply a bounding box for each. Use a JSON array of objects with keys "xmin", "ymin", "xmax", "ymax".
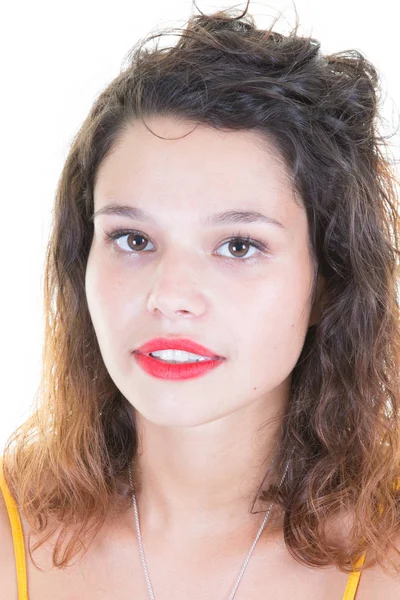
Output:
[{"xmin": 130, "ymin": 393, "xmax": 287, "ymax": 540}]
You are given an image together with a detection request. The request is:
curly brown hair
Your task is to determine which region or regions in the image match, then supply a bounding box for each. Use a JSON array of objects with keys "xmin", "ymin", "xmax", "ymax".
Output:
[{"xmin": 3, "ymin": 0, "xmax": 400, "ymax": 576}]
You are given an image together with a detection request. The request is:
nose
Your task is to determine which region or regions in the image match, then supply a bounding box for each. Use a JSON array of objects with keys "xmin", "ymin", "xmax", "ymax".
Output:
[
  {"xmin": 147, "ymin": 282, "xmax": 207, "ymax": 319},
  {"xmin": 145, "ymin": 253, "xmax": 208, "ymax": 319}
]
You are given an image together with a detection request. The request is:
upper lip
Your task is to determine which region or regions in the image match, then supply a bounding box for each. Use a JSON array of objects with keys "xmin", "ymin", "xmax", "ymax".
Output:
[{"xmin": 135, "ymin": 337, "xmax": 225, "ymax": 359}]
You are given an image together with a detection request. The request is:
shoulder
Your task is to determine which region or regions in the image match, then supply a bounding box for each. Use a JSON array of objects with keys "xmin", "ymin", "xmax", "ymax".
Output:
[
  {"xmin": 324, "ymin": 506, "xmax": 400, "ymax": 597},
  {"xmin": 0, "ymin": 465, "xmax": 19, "ymax": 599},
  {"xmin": 357, "ymin": 530, "xmax": 400, "ymax": 599}
]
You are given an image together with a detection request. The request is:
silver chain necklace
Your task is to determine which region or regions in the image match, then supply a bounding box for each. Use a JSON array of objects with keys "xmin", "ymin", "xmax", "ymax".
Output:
[{"xmin": 128, "ymin": 457, "xmax": 289, "ymax": 600}]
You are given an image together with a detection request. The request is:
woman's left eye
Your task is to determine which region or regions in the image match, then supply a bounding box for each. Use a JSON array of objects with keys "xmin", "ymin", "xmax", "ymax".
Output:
[
  {"xmin": 217, "ymin": 234, "xmax": 269, "ymax": 261},
  {"xmin": 103, "ymin": 229, "xmax": 269, "ymax": 262}
]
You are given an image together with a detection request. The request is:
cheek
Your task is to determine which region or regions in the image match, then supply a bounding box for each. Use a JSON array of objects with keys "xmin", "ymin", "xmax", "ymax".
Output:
[
  {"xmin": 85, "ymin": 255, "xmax": 129, "ymax": 344},
  {"xmin": 231, "ymin": 269, "xmax": 313, "ymax": 379}
]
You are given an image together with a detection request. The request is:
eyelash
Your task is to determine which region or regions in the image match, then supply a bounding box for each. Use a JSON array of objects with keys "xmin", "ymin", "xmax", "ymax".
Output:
[{"xmin": 103, "ymin": 228, "xmax": 270, "ymax": 263}]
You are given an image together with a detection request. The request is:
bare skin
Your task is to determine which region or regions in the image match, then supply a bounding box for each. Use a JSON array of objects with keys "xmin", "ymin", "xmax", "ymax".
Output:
[
  {"xmin": 1, "ymin": 494, "xmax": 400, "ymax": 599},
  {"xmin": 2, "ymin": 117, "xmax": 400, "ymax": 597}
]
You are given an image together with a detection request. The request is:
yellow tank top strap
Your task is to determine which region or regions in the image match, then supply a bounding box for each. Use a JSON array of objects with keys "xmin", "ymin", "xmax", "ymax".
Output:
[
  {"xmin": 0, "ymin": 457, "xmax": 28, "ymax": 600},
  {"xmin": 342, "ymin": 552, "xmax": 366, "ymax": 600}
]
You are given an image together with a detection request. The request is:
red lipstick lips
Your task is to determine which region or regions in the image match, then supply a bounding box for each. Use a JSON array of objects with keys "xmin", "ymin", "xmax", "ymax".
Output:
[
  {"xmin": 135, "ymin": 337, "xmax": 223, "ymax": 358},
  {"xmin": 133, "ymin": 337, "xmax": 225, "ymax": 381}
]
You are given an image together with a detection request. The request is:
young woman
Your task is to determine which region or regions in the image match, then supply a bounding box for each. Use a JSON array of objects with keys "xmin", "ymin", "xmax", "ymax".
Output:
[{"xmin": 1, "ymin": 2, "xmax": 400, "ymax": 598}]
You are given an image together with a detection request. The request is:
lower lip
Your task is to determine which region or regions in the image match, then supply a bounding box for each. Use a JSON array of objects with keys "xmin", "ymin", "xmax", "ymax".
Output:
[{"xmin": 133, "ymin": 353, "xmax": 224, "ymax": 380}]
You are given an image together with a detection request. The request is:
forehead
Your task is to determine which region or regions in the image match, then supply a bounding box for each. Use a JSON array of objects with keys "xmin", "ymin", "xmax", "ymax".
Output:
[{"xmin": 93, "ymin": 117, "xmax": 303, "ymax": 223}]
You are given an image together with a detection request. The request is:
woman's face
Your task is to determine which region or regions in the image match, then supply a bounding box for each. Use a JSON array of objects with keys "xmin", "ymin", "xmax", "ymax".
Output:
[{"xmin": 85, "ymin": 117, "xmax": 319, "ymax": 427}]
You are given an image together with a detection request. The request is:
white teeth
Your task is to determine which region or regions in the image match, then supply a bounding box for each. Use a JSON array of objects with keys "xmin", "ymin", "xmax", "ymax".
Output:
[{"xmin": 149, "ymin": 349, "xmax": 211, "ymax": 363}]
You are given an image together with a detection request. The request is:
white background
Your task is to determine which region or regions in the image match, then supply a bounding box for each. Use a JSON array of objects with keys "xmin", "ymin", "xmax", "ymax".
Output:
[{"xmin": 1, "ymin": 0, "xmax": 399, "ymax": 451}]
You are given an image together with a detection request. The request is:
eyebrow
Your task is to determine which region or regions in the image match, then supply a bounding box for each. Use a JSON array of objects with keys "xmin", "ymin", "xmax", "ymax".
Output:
[{"xmin": 91, "ymin": 204, "xmax": 285, "ymax": 229}]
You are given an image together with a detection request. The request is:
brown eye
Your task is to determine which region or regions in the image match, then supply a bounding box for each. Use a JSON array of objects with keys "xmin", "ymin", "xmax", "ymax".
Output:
[
  {"xmin": 216, "ymin": 234, "xmax": 267, "ymax": 261},
  {"xmin": 126, "ymin": 233, "xmax": 148, "ymax": 251},
  {"xmin": 228, "ymin": 238, "xmax": 251, "ymax": 258},
  {"xmin": 105, "ymin": 229, "xmax": 155, "ymax": 253}
]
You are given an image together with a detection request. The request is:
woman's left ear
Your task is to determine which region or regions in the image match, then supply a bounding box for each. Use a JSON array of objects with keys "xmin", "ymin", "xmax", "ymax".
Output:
[{"xmin": 308, "ymin": 274, "xmax": 326, "ymax": 327}]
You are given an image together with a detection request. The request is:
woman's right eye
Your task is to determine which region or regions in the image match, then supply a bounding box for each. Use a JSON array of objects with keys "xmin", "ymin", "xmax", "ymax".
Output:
[{"xmin": 105, "ymin": 229, "xmax": 154, "ymax": 253}]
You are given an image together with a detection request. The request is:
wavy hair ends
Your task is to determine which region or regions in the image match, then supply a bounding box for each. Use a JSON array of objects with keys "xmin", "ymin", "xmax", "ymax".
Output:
[{"xmin": 3, "ymin": 0, "xmax": 400, "ymax": 575}]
